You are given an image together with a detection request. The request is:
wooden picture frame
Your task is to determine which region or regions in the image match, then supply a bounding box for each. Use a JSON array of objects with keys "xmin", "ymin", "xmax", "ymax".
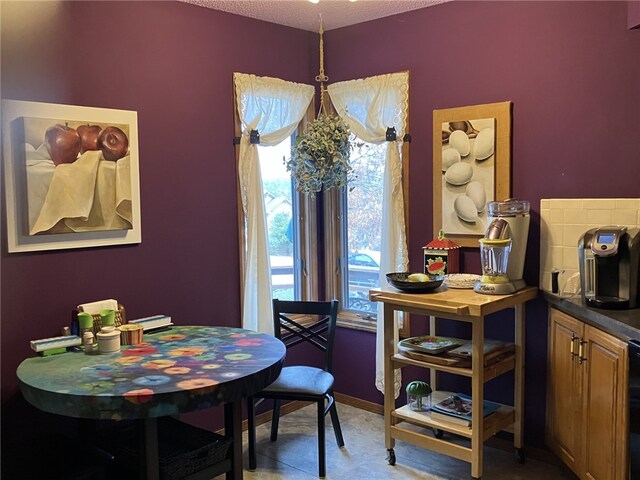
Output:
[
  {"xmin": 433, "ymin": 101, "xmax": 512, "ymax": 247},
  {"xmin": 2, "ymin": 100, "xmax": 141, "ymax": 253}
]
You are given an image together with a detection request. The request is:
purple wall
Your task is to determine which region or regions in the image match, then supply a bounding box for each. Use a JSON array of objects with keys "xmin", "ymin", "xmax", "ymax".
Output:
[
  {"xmin": 1, "ymin": 0, "xmax": 639, "ymax": 451},
  {"xmin": 1, "ymin": 0, "xmax": 313, "ymax": 442},
  {"xmin": 630, "ymin": 0, "xmax": 640, "ymax": 29},
  {"xmin": 327, "ymin": 0, "xmax": 640, "ymax": 446}
]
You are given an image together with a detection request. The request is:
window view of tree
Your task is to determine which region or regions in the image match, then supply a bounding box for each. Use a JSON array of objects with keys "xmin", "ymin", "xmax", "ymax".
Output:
[
  {"xmin": 344, "ymin": 141, "xmax": 386, "ymax": 314},
  {"xmin": 259, "ymin": 139, "xmax": 297, "ymax": 300}
]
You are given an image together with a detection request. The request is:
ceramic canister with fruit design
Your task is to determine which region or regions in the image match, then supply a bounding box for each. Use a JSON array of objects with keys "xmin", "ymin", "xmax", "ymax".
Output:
[{"xmin": 423, "ymin": 230, "xmax": 460, "ymax": 275}]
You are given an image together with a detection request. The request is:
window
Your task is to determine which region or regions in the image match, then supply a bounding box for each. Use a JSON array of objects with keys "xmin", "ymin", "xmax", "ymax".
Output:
[
  {"xmin": 259, "ymin": 139, "xmax": 298, "ymax": 301},
  {"xmin": 341, "ymin": 141, "xmax": 385, "ymax": 317},
  {"xmin": 233, "ymin": 73, "xmax": 315, "ymax": 333},
  {"xmin": 258, "ymin": 136, "xmax": 319, "ymax": 303},
  {"xmin": 237, "ymin": 128, "xmax": 317, "ymax": 308},
  {"xmin": 330, "ymin": 139, "xmax": 410, "ymax": 334},
  {"xmin": 325, "ymin": 72, "xmax": 410, "ymax": 335},
  {"xmin": 239, "ymin": 117, "xmax": 318, "ymax": 306},
  {"xmin": 234, "ymin": 72, "xmax": 408, "ymax": 336}
]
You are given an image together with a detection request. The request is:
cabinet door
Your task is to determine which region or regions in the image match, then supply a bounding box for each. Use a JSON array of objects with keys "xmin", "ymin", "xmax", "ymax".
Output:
[
  {"xmin": 547, "ymin": 308, "xmax": 583, "ymax": 476},
  {"xmin": 581, "ymin": 325, "xmax": 628, "ymax": 480}
]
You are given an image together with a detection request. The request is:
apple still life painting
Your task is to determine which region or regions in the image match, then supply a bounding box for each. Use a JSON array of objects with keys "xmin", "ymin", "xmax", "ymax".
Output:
[{"xmin": 2, "ymin": 100, "xmax": 141, "ymax": 252}]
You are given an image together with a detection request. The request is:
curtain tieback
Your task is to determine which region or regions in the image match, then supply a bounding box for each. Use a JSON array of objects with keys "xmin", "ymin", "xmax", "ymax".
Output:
[
  {"xmin": 385, "ymin": 127, "xmax": 397, "ymax": 141},
  {"xmin": 384, "ymin": 128, "xmax": 411, "ymax": 143},
  {"xmin": 233, "ymin": 130, "xmax": 261, "ymax": 145}
]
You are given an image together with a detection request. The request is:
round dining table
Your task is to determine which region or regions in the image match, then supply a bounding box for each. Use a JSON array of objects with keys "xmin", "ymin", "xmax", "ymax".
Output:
[{"xmin": 17, "ymin": 325, "xmax": 286, "ymax": 480}]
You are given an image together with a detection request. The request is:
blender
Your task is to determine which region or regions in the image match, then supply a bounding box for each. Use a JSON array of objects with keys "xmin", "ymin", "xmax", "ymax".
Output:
[{"xmin": 474, "ymin": 199, "xmax": 530, "ymax": 295}]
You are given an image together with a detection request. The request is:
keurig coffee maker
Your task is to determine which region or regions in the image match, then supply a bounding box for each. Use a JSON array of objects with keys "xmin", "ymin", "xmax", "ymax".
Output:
[{"xmin": 578, "ymin": 226, "xmax": 640, "ymax": 309}]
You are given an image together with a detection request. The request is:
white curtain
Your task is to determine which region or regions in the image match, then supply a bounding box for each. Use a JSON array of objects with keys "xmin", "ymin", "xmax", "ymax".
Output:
[
  {"xmin": 328, "ymin": 72, "xmax": 409, "ymax": 398},
  {"xmin": 234, "ymin": 73, "xmax": 314, "ymax": 334}
]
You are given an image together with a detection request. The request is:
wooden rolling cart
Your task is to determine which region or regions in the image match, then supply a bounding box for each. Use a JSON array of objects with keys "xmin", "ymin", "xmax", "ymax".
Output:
[{"xmin": 369, "ymin": 286, "xmax": 538, "ymax": 479}]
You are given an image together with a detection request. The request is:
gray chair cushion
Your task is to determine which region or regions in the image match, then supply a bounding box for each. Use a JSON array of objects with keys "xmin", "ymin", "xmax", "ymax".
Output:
[{"xmin": 262, "ymin": 366, "xmax": 334, "ymax": 396}]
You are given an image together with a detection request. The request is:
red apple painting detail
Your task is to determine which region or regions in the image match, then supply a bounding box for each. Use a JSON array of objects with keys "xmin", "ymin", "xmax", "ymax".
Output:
[
  {"xmin": 77, "ymin": 124, "xmax": 102, "ymax": 153},
  {"xmin": 98, "ymin": 126, "xmax": 129, "ymax": 161},
  {"xmin": 44, "ymin": 123, "xmax": 82, "ymax": 166}
]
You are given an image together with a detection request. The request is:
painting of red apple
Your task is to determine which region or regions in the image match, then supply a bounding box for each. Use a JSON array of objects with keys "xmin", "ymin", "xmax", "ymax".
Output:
[
  {"xmin": 98, "ymin": 126, "xmax": 129, "ymax": 161},
  {"xmin": 16, "ymin": 113, "xmax": 135, "ymax": 237},
  {"xmin": 77, "ymin": 124, "xmax": 102, "ymax": 153},
  {"xmin": 3, "ymin": 100, "xmax": 141, "ymax": 253},
  {"xmin": 44, "ymin": 123, "xmax": 82, "ymax": 165}
]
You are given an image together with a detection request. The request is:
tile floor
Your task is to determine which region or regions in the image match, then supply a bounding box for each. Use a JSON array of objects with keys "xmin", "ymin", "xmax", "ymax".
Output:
[{"xmin": 236, "ymin": 402, "xmax": 576, "ymax": 479}]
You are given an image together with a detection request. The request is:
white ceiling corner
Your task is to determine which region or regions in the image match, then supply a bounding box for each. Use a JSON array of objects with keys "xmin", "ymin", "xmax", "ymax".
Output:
[{"xmin": 179, "ymin": 0, "xmax": 448, "ymax": 32}]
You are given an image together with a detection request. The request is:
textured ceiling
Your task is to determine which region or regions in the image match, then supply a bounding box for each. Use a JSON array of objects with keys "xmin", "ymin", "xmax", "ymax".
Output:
[{"xmin": 179, "ymin": 0, "xmax": 448, "ymax": 32}]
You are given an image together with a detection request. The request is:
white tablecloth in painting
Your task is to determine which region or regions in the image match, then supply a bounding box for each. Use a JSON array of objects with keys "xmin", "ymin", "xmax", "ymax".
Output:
[{"xmin": 25, "ymin": 143, "xmax": 132, "ymax": 235}]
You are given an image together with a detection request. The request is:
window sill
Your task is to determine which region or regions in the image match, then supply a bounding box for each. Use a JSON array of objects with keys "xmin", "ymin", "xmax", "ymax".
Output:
[
  {"xmin": 337, "ymin": 311, "xmax": 376, "ymax": 334},
  {"xmin": 337, "ymin": 310, "xmax": 411, "ymax": 338}
]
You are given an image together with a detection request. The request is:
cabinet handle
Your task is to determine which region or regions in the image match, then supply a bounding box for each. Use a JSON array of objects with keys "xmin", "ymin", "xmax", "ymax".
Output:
[
  {"xmin": 570, "ymin": 333, "xmax": 578, "ymax": 359},
  {"xmin": 578, "ymin": 339, "xmax": 587, "ymax": 365}
]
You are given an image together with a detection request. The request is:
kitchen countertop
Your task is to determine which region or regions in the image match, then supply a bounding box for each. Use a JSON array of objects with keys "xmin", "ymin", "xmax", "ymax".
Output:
[{"xmin": 544, "ymin": 292, "xmax": 640, "ymax": 342}]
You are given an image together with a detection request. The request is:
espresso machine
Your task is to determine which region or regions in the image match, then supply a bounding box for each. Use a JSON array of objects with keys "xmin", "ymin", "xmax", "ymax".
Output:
[
  {"xmin": 578, "ymin": 226, "xmax": 640, "ymax": 309},
  {"xmin": 474, "ymin": 199, "xmax": 530, "ymax": 295}
]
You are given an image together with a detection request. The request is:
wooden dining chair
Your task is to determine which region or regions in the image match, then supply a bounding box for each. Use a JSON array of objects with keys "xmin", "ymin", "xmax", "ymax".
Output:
[{"xmin": 247, "ymin": 299, "xmax": 345, "ymax": 478}]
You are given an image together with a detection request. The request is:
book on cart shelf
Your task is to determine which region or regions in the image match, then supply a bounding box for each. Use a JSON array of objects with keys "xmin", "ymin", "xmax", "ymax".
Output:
[
  {"xmin": 430, "ymin": 393, "xmax": 502, "ymax": 427},
  {"xmin": 446, "ymin": 339, "xmax": 509, "ymax": 359}
]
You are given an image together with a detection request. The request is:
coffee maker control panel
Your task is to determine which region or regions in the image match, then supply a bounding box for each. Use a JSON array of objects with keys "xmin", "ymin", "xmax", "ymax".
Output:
[
  {"xmin": 579, "ymin": 225, "xmax": 640, "ymax": 309},
  {"xmin": 590, "ymin": 226, "xmax": 626, "ymax": 257}
]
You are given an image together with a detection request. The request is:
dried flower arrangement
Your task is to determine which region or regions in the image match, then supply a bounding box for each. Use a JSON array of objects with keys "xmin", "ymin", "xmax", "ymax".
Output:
[{"xmin": 286, "ymin": 113, "xmax": 354, "ymax": 196}]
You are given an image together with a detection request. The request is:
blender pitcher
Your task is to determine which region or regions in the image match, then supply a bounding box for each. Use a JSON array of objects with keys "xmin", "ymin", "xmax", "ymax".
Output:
[{"xmin": 478, "ymin": 238, "xmax": 512, "ymax": 284}]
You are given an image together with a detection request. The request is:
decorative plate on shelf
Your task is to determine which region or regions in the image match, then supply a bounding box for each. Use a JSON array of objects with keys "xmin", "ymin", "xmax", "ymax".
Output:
[
  {"xmin": 444, "ymin": 273, "xmax": 481, "ymax": 289},
  {"xmin": 398, "ymin": 336, "xmax": 463, "ymax": 355}
]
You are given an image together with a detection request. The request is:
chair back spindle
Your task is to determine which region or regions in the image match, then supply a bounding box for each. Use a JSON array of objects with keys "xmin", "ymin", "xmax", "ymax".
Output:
[{"xmin": 272, "ymin": 299, "xmax": 338, "ymax": 374}]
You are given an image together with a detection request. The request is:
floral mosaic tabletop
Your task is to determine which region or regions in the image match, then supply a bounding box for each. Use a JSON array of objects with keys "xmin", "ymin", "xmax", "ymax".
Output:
[{"xmin": 17, "ymin": 326, "xmax": 286, "ymax": 420}]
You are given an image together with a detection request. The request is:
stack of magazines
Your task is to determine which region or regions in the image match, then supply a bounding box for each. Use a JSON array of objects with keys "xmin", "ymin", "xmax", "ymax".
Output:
[{"xmin": 430, "ymin": 393, "xmax": 501, "ymax": 427}]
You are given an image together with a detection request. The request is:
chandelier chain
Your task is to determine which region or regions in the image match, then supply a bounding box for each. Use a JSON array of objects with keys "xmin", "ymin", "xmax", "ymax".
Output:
[{"xmin": 315, "ymin": 14, "xmax": 329, "ymax": 116}]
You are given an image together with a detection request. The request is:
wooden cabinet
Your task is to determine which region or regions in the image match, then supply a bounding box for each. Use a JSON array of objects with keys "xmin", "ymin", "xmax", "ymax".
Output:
[{"xmin": 546, "ymin": 308, "xmax": 628, "ymax": 480}]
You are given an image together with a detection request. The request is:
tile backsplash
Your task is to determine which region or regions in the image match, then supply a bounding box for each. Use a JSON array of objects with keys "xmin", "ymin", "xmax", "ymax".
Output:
[{"xmin": 539, "ymin": 198, "xmax": 640, "ymax": 292}]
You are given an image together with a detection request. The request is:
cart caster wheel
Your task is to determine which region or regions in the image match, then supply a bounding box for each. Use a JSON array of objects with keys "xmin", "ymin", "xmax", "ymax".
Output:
[
  {"xmin": 387, "ymin": 448, "xmax": 396, "ymax": 465},
  {"xmin": 432, "ymin": 428, "xmax": 444, "ymax": 439},
  {"xmin": 516, "ymin": 447, "xmax": 525, "ymax": 464}
]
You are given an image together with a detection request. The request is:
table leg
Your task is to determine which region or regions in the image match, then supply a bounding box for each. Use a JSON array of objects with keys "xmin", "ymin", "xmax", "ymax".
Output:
[
  {"xmin": 141, "ymin": 418, "xmax": 159, "ymax": 480},
  {"xmin": 225, "ymin": 401, "xmax": 243, "ymax": 480}
]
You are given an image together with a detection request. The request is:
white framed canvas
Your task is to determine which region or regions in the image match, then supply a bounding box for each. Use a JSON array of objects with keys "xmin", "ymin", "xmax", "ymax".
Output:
[{"xmin": 2, "ymin": 100, "xmax": 141, "ymax": 252}]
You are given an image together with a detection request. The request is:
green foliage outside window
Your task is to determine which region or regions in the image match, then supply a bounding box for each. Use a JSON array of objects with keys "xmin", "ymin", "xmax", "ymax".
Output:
[{"xmin": 268, "ymin": 212, "xmax": 293, "ymax": 256}]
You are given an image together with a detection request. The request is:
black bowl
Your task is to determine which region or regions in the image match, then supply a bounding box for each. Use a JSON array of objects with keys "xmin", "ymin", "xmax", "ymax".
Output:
[{"xmin": 386, "ymin": 272, "xmax": 445, "ymax": 293}]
